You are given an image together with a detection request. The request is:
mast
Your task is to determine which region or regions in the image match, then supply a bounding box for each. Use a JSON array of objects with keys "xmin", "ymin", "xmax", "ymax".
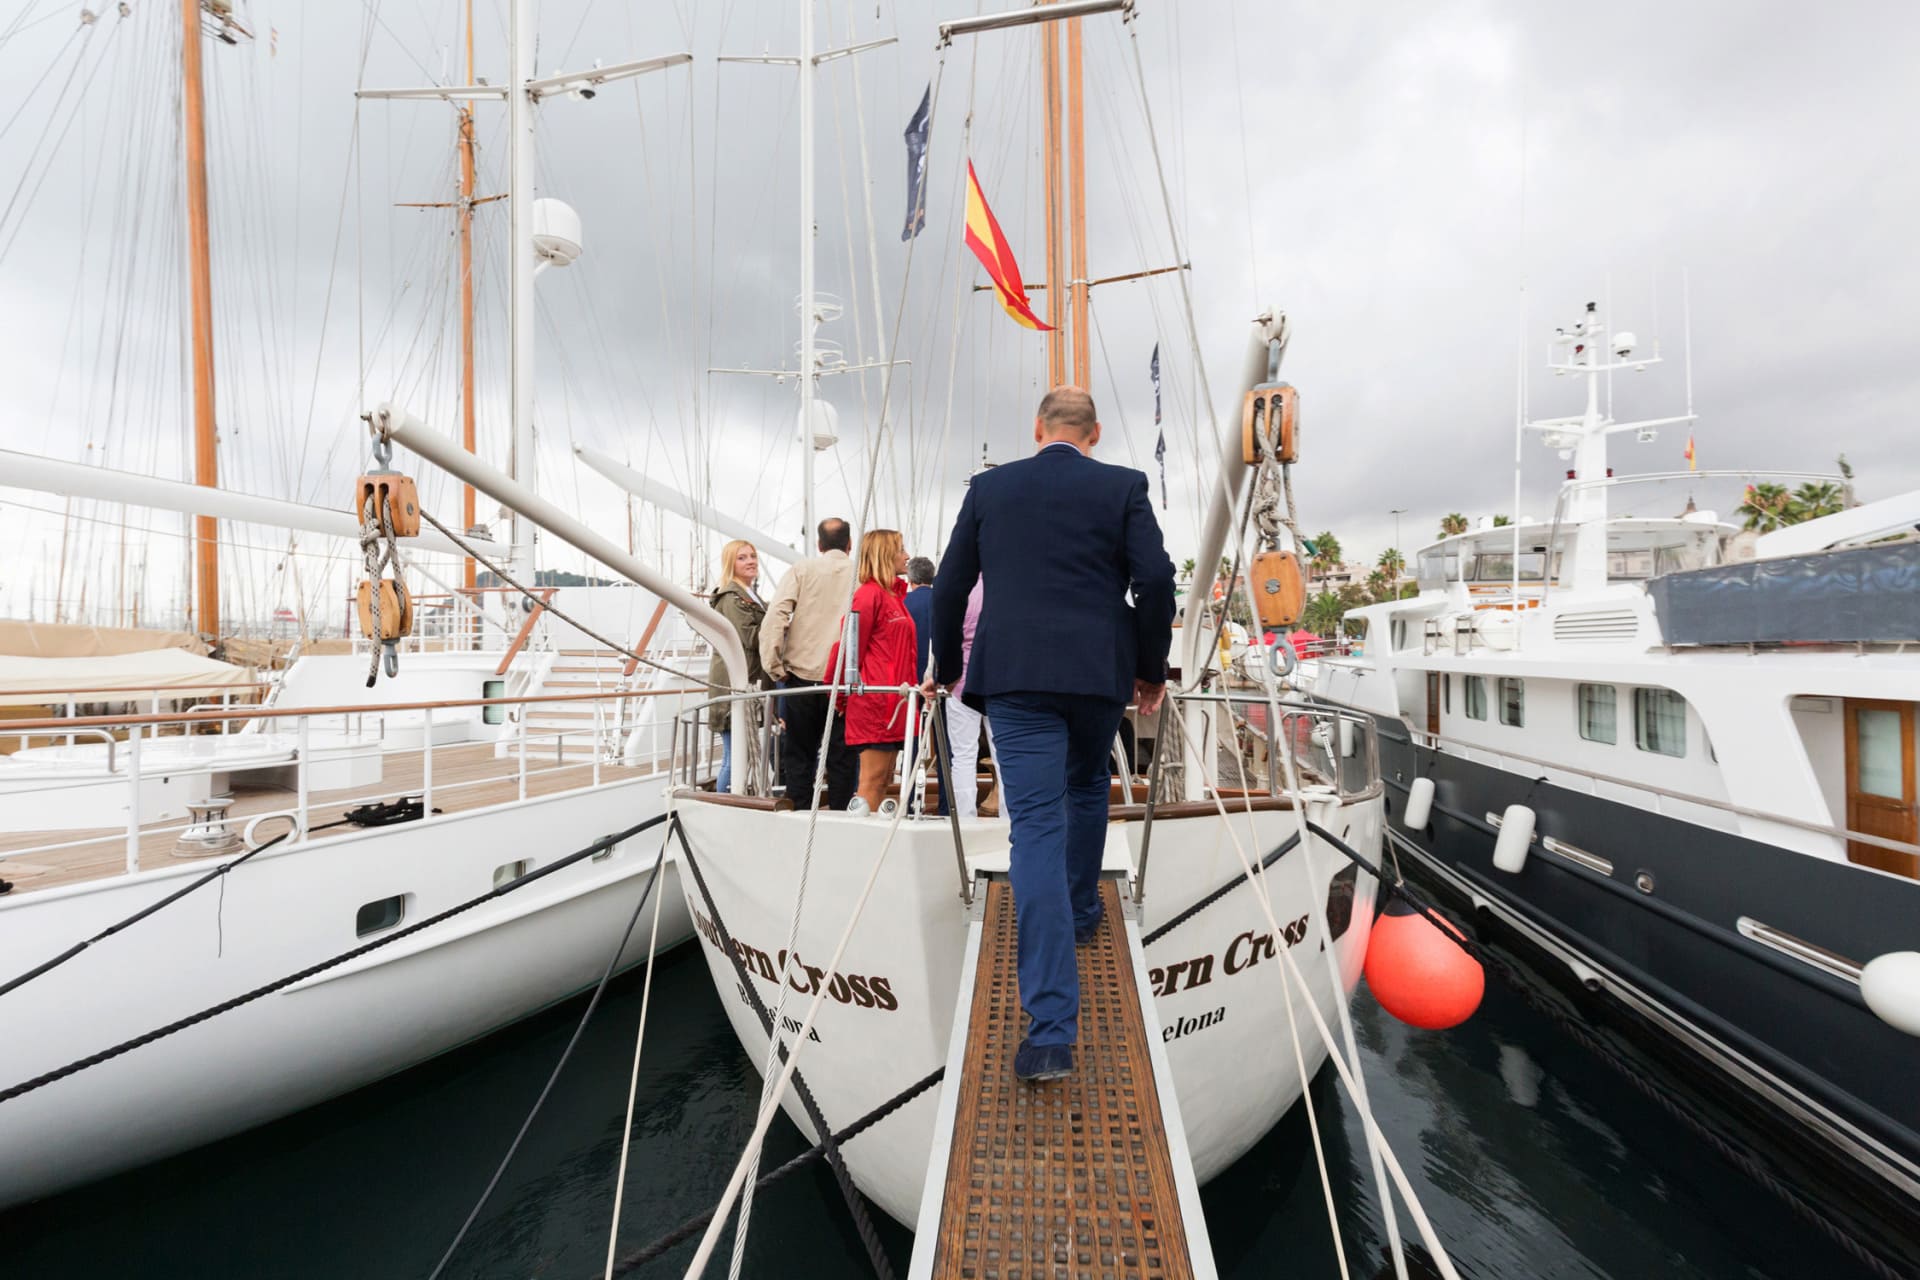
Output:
[
  {"xmin": 798, "ymin": 0, "xmax": 818, "ymax": 541},
  {"xmin": 507, "ymin": 0, "xmax": 537, "ymax": 577},
  {"xmin": 181, "ymin": 0, "xmax": 221, "ymax": 641},
  {"xmin": 1041, "ymin": 18, "xmax": 1066, "ymax": 386},
  {"xmin": 460, "ymin": 0, "xmax": 478, "ymax": 592},
  {"xmin": 1066, "ymin": 15, "xmax": 1090, "ymax": 387}
]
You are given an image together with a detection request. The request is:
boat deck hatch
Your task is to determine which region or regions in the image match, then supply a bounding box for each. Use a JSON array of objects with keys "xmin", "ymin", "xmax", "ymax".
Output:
[{"xmin": 914, "ymin": 877, "xmax": 1207, "ymax": 1279}]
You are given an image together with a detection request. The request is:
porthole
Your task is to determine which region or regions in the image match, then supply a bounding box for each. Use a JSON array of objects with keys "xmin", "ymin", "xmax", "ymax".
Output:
[{"xmin": 356, "ymin": 894, "xmax": 407, "ymax": 937}]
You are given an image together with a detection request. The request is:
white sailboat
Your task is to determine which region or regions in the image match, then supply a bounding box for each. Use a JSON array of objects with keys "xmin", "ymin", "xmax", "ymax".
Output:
[{"xmin": 0, "ymin": 0, "xmax": 710, "ymax": 1208}]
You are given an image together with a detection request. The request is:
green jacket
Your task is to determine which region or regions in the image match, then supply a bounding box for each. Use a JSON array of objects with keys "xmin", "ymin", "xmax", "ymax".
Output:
[{"xmin": 705, "ymin": 582, "xmax": 767, "ymax": 731}]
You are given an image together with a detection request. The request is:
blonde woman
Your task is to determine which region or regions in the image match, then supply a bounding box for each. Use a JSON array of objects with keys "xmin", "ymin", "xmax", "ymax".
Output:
[
  {"xmin": 706, "ymin": 540, "xmax": 767, "ymax": 793},
  {"xmin": 824, "ymin": 528, "xmax": 916, "ymax": 811}
]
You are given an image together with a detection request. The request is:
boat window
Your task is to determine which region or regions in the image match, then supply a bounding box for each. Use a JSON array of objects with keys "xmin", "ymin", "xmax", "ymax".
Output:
[
  {"xmin": 1499, "ymin": 678, "xmax": 1525, "ymax": 727},
  {"xmin": 1473, "ymin": 551, "xmax": 1547, "ymax": 583},
  {"xmin": 1443, "ymin": 674, "xmax": 1451, "ymax": 715},
  {"xmin": 1634, "ymin": 688, "xmax": 1688, "ymax": 757},
  {"xmin": 356, "ymin": 894, "xmax": 408, "ymax": 937},
  {"xmin": 493, "ymin": 859, "xmax": 532, "ymax": 888},
  {"xmin": 1465, "ymin": 676, "xmax": 1488, "ymax": 721},
  {"xmin": 1608, "ymin": 549, "xmax": 1656, "ymax": 580},
  {"xmin": 1577, "ymin": 684, "xmax": 1617, "ymax": 744},
  {"xmin": 1417, "ymin": 550, "xmax": 1461, "ymax": 589},
  {"xmin": 1391, "ymin": 619, "xmax": 1407, "ymax": 651},
  {"xmin": 482, "ymin": 678, "xmax": 506, "ymax": 726},
  {"xmin": 1856, "ymin": 708, "xmax": 1906, "ymax": 798},
  {"xmin": 1324, "ymin": 864, "xmax": 1359, "ymax": 942}
]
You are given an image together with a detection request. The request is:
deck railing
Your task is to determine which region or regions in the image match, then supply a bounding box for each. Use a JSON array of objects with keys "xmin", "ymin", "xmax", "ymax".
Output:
[{"xmin": 0, "ymin": 684, "xmax": 704, "ymax": 883}]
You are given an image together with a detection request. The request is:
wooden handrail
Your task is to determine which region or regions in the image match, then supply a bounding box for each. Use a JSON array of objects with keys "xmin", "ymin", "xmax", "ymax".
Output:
[
  {"xmin": 673, "ymin": 787, "xmax": 794, "ymax": 812},
  {"xmin": 0, "ymin": 685, "xmax": 704, "ymax": 733},
  {"xmin": 624, "ymin": 598, "xmax": 671, "ymax": 678},
  {"xmin": 0, "ymin": 682, "xmax": 275, "ymax": 698},
  {"xmin": 496, "ymin": 587, "xmax": 558, "ymax": 677}
]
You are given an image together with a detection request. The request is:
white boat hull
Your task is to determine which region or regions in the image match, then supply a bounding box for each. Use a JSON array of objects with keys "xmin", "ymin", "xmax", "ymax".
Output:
[
  {"xmin": 0, "ymin": 774, "xmax": 692, "ymax": 1208},
  {"xmin": 673, "ymin": 795, "xmax": 1379, "ymax": 1227}
]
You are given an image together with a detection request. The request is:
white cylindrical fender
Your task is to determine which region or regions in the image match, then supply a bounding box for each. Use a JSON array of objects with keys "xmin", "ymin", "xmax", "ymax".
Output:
[
  {"xmin": 1861, "ymin": 951, "xmax": 1920, "ymax": 1037},
  {"xmin": 1492, "ymin": 803, "xmax": 1535, "ymax": 873},
  {"xmin": 1403, "ymin": 777, "xmax": 1435, "ymax": 831}
]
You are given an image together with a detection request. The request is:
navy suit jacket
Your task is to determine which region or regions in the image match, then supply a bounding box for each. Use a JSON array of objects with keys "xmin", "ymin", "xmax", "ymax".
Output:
[
  {"xmin": 932, "ymin": 443, "xmax": 1177, "ymax": 709},
  {"xmin": 903, "ymin": 586, "xmax": 934, "ymax": 681}
]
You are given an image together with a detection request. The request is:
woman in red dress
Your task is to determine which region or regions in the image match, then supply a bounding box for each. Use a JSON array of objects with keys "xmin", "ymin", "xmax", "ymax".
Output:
[{"xmin": 827, "ymin": 528, "xmax": 918, "ymax": 811}]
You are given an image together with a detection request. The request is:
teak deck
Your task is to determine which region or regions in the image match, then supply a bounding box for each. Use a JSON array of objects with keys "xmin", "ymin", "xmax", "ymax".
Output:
[
  {"xmin": 928, "ymin": 878, "xmax": 1196, "ymax": 1280},
  {"xmin": 0, "ymin": 743, "xmax": 658, "ymax": 896}
]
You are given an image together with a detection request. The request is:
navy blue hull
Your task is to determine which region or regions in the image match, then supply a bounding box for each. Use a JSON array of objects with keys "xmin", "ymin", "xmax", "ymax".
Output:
[{"xmin": 1369, "ymin": 721, "xmax": 1920, "ymax": 1217}]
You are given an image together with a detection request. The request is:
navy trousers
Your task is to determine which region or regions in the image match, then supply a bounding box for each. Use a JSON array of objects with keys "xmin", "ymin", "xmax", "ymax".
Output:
[{"xmin": 985, "ymin": 690, "xmax": 1126, "ymax": 1048}]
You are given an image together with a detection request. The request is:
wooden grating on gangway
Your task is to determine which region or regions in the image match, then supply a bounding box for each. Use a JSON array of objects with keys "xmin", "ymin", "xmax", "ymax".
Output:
[{"xmin": 929, "ymin": 878, "xmax": 1196, "ymax": 1280}]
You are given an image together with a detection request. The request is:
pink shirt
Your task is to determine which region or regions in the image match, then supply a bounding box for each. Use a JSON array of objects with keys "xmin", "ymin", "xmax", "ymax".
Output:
[{"xmin": 952, "ymin": 580, "xmax": 985, "ymax": 698}]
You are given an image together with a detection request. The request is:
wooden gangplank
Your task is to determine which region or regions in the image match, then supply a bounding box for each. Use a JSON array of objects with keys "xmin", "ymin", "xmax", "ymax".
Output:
[{"xmin": 909, "ymin": 876, "xmax": 1215, "ymax": 1280}]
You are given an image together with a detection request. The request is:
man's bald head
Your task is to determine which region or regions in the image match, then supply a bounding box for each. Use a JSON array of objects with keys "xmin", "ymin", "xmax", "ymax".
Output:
[{"xmin": 1033, "ymin": 385, "xmax": 1101, "ymax": 452}]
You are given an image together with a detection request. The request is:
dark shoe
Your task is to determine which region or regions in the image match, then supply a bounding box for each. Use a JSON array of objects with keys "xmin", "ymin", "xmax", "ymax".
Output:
[
  {"xmin": 1074, "ymin": 909, "xmax": 1103, "ymax": 946},
  {"xmin": 1014, "ymin": 1039, "xmax": 1073, "ymax": 1083}
]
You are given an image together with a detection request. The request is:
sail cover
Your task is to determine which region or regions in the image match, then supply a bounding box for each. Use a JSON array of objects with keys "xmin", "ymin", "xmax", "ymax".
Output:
[{"xmin": 0, "ymin": 649, "xmax": 255, "ymax": 707}]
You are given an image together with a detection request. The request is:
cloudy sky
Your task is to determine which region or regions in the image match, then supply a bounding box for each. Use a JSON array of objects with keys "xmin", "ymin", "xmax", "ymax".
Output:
[{"xmin": 1, "ymin": 0, "xmax": 1915, "ymax": 625}]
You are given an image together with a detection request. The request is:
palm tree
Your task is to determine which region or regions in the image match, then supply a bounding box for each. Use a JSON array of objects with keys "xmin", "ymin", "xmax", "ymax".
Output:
[
  {"xmin": 1491, "ymin": 514, "xmax": 1512, "ymax": 528},
  {"xmin": 1738, "ymin": 482, "xmax": 1798, "ymax": 531},
  {"xmin": 1377, "ymin": 547, "xmax": 1406, "ymax": 579},
  {"xmin": 1308, "ymin": 531, "xmax": 1342, "ymax": 580},
  {"xmin": 1303, "ymin": 589, "xmax": 1345, "ymax": 637},
  {"xmin": 1438, "ymin": 512, "xmax": 1468, "ymax": 538},
  {"xmin": 1179, "ymin": 558, "xmax": 1196, "ymax": 582},
  {"xmin": 1792, "ymin": 481, "xmax": 1845, "ymax": 520},
  {"xmin": 1364, "ymin": 568, "xmax": 1391, "ymax": 601}
]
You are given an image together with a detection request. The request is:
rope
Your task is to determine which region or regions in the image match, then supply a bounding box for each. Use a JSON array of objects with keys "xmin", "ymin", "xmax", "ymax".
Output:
[
  {"xmin": 0, "ymin": 822, "xmax": 304, "ymax": 1000},
  {"xmin": 428, "ymin": 832, "xmax": 672, "ymax": 1280},
  {"xmin": 1355, "ymin": 827, "xmax": 1915, "ymax": 1280},
  {"xmin": 1141, "ymin": 831, "xmax": 1300, "ymax": 946},
  {"xmin": 603, "ymin": 814, "xmax": 678, "ymax": 1279},
  {"xmin": 672, "ymin": 820, "xmax": 894, "ymax": 1280},
  {"xmin": 416, "ymin": 507, "xmax": 713, "ymax": 692},
  {"xmin": 0, "ymin": 813, "xmax": 668, "ymax": 1108},
  {"xmin": 606, "ymin": 1066, "xmax": 943, "ymax": 1276}
]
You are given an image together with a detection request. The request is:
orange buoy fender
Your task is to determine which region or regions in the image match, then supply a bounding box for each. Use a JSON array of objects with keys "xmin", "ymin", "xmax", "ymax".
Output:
[{"xmin": 1364, "ymin": 898, "xmax": 1484, "ymax": 1030}]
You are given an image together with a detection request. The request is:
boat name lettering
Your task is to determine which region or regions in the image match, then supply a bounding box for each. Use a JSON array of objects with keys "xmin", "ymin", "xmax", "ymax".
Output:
[
  {"xmin": 1149, "ymin": 915, "xmax": 1311, "ymax": 998},
  {"xmin": 691, "ymin": 901, "xmax": 899, "ymax": 1012},
  {"xmin": 1162, "ymin": 1006, "xmax": 1226, "ymax": 1043},
  {"xmin": 735, "ymin": 982, "xmax": 823, "ymax": 1042}
]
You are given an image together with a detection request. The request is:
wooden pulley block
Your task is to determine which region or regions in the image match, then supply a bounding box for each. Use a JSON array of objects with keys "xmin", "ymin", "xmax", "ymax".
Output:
[
  {"xmin": 1240, "ymin": 382, "xmax": 1299, "ymax": 466},
  {"xmin": 354, "ymin": 472, "xmax": 420, "ymax": 538},
  {"xmin": 355, "ymin": 579, "xmax": 413, "ymax": 641},
  {"xmin": 1250, "ymin": 551, "xmax": 1305, "ymax": 629}
]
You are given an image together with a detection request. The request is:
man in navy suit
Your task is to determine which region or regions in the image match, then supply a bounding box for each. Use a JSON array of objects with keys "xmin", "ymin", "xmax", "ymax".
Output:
[{"xmin": 926, "ymin": 386, "xmax": 1176, "ymax": 1082}]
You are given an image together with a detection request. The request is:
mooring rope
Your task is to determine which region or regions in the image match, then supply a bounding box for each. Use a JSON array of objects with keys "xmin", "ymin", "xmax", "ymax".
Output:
[
  {"xmin": 428, "ymin": 831, "xmax": 672, "ymax": 1280},
  {"xmin": 671, "ymin": 818, "xmax": 895, "ymax": 1280},
  {"xmin": 0, "ymin": 813, "xmax": 668, "ymax": 1108}
]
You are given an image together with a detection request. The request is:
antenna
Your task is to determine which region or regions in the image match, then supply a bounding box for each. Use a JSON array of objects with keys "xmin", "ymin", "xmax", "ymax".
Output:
[
  {"xmin": 1605, "ymin": 276, "xmax": 1614, "ymax": 422},
  {"xmin": 1682, "ymin": 268, "xmax": 1694, "ymax": 420}
]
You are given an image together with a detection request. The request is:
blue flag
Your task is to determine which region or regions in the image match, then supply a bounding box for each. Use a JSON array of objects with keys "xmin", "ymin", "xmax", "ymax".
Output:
[
  {"xmin": 1151, "ymin": 343, "xmax": 1166, "ymax": 509},
  {"xmin": 901, "ymin": 85, "xmax": 931, "ymax": 241}
]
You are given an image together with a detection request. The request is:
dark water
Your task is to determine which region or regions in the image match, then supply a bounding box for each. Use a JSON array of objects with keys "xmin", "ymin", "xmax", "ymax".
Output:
[{"xmin": 4, "ymin": 942, "xmax": 1883, "ymax": 1279}]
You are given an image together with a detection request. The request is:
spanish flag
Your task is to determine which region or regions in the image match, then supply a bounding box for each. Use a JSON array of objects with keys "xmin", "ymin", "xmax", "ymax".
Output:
[{"xmin": 963, "ymin": 161, "xmax": 1052, "ymax": 331}]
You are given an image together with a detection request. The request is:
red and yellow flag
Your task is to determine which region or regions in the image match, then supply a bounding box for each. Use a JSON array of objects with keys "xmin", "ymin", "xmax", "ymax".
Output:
[
  {"xmin": 963, "ymin": 160, "xmax": 1052, "ymax": 331},
  {"xmin": 1683, "ymin": 434, "xmax": 1696, "ymax": 471}
]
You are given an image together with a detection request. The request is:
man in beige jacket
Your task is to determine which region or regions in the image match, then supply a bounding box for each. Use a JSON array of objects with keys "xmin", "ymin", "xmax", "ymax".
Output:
[{"xmin": 759, "ymin": 516, "xmax": 859, "ymax": 809}]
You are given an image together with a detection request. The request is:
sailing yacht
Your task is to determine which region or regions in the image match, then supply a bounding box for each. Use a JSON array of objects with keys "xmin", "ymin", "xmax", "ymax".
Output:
[
  {"xmin": 1299, "ymin": 297, "xmax": 1920, "ymax": 1230},
  {"xmin": 631, "ymin": 0, "xmax": 1391, "ymax": 1234},
  {"xmin": 0, "ymin": 2, "xmax": 707, "ymax": 1207}
]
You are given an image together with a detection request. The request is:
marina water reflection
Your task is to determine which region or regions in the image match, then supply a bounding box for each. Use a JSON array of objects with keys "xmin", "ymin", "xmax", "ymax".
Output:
[{"xmin": 2, "ymin": 945, "xmax": 1882, "ymax": 1278}]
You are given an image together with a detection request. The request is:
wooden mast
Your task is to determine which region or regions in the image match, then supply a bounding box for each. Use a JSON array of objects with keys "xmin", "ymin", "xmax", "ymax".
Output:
[
  {"xmin": 459, "ymin": 0, "xmax": 478, "ymax": 594},
  {"xmin": 181, "ymin": 0, "xmax": 221, "ymax": 642},
  {"xmin": 1065, "ymin": 16, "xmax": 1090, "ymax": 388},
  {"xmin": 1041, "ymin": 19, "xmax": 1066, "ymax": 387}
]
